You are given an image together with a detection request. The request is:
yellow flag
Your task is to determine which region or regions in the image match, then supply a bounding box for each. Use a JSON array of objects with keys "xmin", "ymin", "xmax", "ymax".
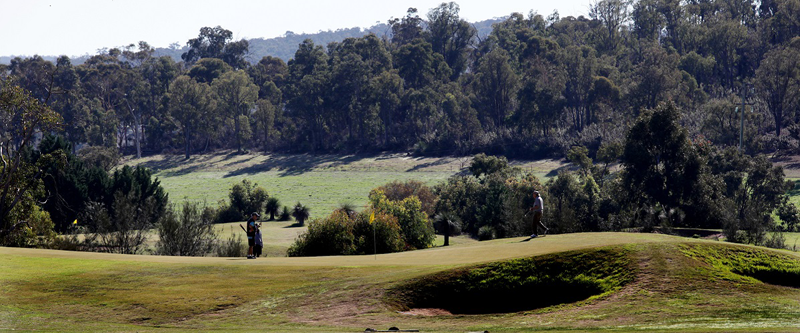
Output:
[
  {"xmin": 369, "ymin": 211, "xmax": 375, "ymax": 224},
  {"xmin": 73, "ymin": 219, "xmax": 78, "ymax": 225}
]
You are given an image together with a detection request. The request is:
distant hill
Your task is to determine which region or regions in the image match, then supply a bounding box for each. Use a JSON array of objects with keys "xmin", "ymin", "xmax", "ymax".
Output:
[{"xmin": 0, "ymin": 18, "xmax": 502, "ymax": 65}]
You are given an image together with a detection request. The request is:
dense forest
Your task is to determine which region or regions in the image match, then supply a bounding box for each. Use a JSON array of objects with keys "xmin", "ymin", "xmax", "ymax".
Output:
[{"xmin": 3, "ymin": 0, "xmax": 799, "ymax": 160}]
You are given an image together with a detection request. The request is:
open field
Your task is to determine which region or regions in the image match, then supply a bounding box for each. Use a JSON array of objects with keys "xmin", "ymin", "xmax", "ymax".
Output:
[
  {"xmin": 122, "ymin": 152, "xmax": 570, "ymax": 216},
  {"xmin": 4, "ymin": 233, "xmax": 800, "ymax": 332}
]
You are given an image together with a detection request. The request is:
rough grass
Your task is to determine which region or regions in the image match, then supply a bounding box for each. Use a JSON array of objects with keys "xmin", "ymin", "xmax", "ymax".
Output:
[{"xmin": 5, "ymin": 233, "xmax": 800, "ymax": 332}]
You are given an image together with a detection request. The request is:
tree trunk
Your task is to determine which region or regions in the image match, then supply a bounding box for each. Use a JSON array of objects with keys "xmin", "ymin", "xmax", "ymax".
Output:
[
  {"xmin": 184, "ymin": 127, "xmax": 191, "ymax": 160},
  {"xmin": 234, "ymin": 112, "xmax": 242, "ymax": 153}
]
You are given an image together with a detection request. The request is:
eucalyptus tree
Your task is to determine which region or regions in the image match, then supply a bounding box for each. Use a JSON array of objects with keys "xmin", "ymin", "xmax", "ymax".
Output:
[
  {"xmin": 285, "ymin": 39, "xmax": 331, "ymax": 151},
  {"xmin": 755, "ymin": 44, "xmax": 800, "ymax": 137},
  {"xmin": 182, "ymin": 26, "xmax": 250, "ymax": 69},
  {"xmin": 212, "ymin": 70, "xmax": 258, "ymax": 153},
  {"xmin": 167, "ymin": 76, "xmax": 216, "ymax": 159},
  {"xmin": 426, "ymin": 2, "xmax": 476, "ymax": 80},
  {"xmin": 473, "ymin": 48, "xmax": 519, "ymax": 130},
  {"xmin": 0, "ymin": 79, "xmax": 64, "ymax": 245}
]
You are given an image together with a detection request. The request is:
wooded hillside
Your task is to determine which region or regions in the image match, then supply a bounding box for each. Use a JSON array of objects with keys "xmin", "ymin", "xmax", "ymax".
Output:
[{"xmin": 2, "ymin": 1, "xmax": 799, "ymax": 160}]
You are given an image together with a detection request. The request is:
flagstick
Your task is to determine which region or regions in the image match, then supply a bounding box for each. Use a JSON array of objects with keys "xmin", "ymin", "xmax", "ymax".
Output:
[{"xmin": 373, "ymin": 221, "xmax": 377, "ymax": 260}]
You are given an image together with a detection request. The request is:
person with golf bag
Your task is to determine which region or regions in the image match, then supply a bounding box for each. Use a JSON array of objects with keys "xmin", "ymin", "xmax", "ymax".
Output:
[{"xmin": 240, "ymin": 212, "xmax": 260, "ymax": 259}]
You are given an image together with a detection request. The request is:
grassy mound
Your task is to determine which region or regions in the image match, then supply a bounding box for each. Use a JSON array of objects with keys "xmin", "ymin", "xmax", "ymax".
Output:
[
  {"xmin": 681, "ymin": 244, "xmax": 800, "ymax": 288},
  {"xmin": 388, "ymin": 247, "xmax": 635, "ymax": 314}
]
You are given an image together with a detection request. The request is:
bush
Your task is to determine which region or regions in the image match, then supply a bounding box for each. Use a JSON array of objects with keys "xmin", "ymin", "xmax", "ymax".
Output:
[
  {"xmin": 288, "ymin": 211, "xmax": 355, "ymax": 256},
  {"xmin": 351, "ymin": 210, "xmax": 404, "ymax": 254},
  {"xmin": 215, "ymin": 228, "xmax": 247, "ymax": 257},
  {"xmin": 156, "ymin": 202, "xmax": 217, "ymax": 256},
  {"xmin": 213, "ymin": 202, "xmax": 243, "ymax": 224},
  {"xmin": 375, "ymin": 180, "xmax": 438, "ymax": 217},
  {"xmin": 291, "ymin": 202, "xmax": 310, "ymax": 225},
  {"xmin": 228, "ymin": 179, "xmax": 269, "ymax": 218},
  {"xmin": 278, "ymin": 206, "xmax": 291, "ymax": 221},
  {"xmin": 87, "ymin": 191, "xmax": 156, "ymax": 254},
  {"xmin": 369, "ymin": 190, "xmax": 434, "ymax": 250},
  {"xmin": 287, "ymin": 210, "xmax": 405, "ymax": 257},
  {"xmin": 478, "ymin": 225, "xmax": 496, "ymax": 241}
]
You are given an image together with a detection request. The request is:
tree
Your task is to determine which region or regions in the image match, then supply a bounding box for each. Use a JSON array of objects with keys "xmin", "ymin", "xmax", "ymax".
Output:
[
  {"xmin": 188, "ymin": 58, "xmax": 232, "ymax": 84},
  {"xmin": 563, "ymin": 45, "xmax": 598, "ymax": 130},
  {"xmin": 709, "ymin": 147, "xmax": 792, "ymax": 244},
  {"xmin": 0, "ymin": 79, "xmax": 64, "ymax": 245},
  {"xmin": 212, "ymin": 71, "xmax": 258, "ymax": 153},
  {"xmin": 90, "ymin": 190, "xmax": 154, "ymax": 254},
  {"xmin": 393, "ymin": 38, "xmax": 450, "ymax": 90},
  {"xmin": 182, "ymin": 26, "xmax": 249, "ymax": 69},
  {"xmin": 285, "ymin": 39, "xmax": 331, "ymax": 151},
  {"xmin": 469, "ymin": 153, "xmax": 510, "ymax": 178},
  {"xmin": 374, "ymin": 180, "xmax": 438, "ymax": 217},
  {"xmin": 474, "ymin": 48, "xmax": 519, "ymax": 129},
  {"xmin": 621, "ymin": 102, "xmax": 706, "ymax": 228},
  {"xmin": 426, "ymin": 2, "xmax": 476, "ymax": 79},
  {"xmin": 389, "ymin": 7, "xmax": 426, "ymax": 46},
  {"xmin": 228, "ymin": 179, "xmax": 268, "ymax": 219},
  {"xmin": 433, "ymin": 212, "xmax": 461, "ymax": 246},
  {"xmin": 264, "ymin": 197, "xmax": 280, "ymax": 220},
  {"xmin": 167, "ymin": 75, "xmax": 217, "ymax": 159},
  {"xmin": 755, "ymin": 45, "xmax": 800, "ymax": 137},
  {"xmin": 291, "ymin": 202, "xmax": 310, "ymax": 226},
  {"xmin": 589, "ymin": 0, "xmax": 631, "ymax": 53}
]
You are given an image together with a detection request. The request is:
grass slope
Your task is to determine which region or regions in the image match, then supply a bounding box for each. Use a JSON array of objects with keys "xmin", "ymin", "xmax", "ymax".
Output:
[
  {"xmin": 4, "ymin": 233, "xmax": 800, "ymax": 332},
  {"xmin": 122, "ymin": 152, "xmax": 568, "ymax": 216}
]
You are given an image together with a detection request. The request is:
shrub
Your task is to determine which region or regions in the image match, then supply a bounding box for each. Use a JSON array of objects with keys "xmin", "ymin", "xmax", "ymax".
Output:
[
  {"xmin": 288, "ymin": 211, "xmax": 355, "ymax": 256},
  {"xmin": 157, "ymin": 202, "xmax": 217, "ymax": 256},
  {"xmin": 278, "ymin": 206, "xmax": 291, "ymax": 221},
  {"xmin": 375, "ymin": 180, "xmax": 438, "ymax": 217},
  {"xmin": 291, "ymin": 202, "xmax": 310, "ymax": 226},
  {"xmin": 213, "ymin": 202, "xmax": 243, "ymax": 224},
  {"xmin": 265, "ymin": 197, "xmax": 281, "ymax": 220},
  {"xmin": 351, "ymin": 210, "xmax": 404, "ymax": 254},
  {"xmin": 228, "ymin": 179, "xmax": 269, "ymax": 218},
  {"xmin": 87, "ymin": 191, "xmax": 156, "ymax": 254},
  {"xmin": 287, "ymin": 210, "xmax": 404, "ymax": 257},
  {"xmin": 215, "ymin": 227, "xmax": 247, "ymax": 257},
  {"xmin": 478, "ymin": 225, "xmax": 496, "ymax": 241},
  {"xmin": 369, "ymin": 190, "xmax": 434, "ymax": 250}
]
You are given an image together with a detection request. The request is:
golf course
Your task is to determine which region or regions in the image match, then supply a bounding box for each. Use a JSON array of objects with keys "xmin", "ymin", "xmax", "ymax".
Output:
[
  {"xmin": 3, "ymin": 153, "xmax": 800, "ymax": 332},
  {"xmin": 4, "ymin": 231, "xmax": 800, "ymax": 332}
]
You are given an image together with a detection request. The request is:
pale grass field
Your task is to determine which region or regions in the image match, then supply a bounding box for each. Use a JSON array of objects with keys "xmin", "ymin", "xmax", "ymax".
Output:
[{"xmin": 123, "ymin": 152, "xmax": 569, "ymax": 216}]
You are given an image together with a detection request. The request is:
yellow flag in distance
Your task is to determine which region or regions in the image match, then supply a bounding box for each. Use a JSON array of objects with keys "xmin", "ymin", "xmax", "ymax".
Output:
[
  {"xmin": 73, "ymin": 219, "xmax": 78, "ymax": 225},
  {"xmin": 369, "ymin": 211, "xmax": 375, "ymax": 224}
]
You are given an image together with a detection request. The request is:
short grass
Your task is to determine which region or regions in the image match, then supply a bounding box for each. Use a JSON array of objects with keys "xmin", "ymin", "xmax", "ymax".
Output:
[
  {"xmin": 4, "ymin": 233, "xmax": 800, "ymax": 332},
  {"xmin": 122, "ymin": 152, "xmax": 568, "ymax": 216}
]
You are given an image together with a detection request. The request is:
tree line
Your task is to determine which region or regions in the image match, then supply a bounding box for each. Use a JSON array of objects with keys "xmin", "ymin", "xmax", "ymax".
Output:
[{"xmin": 2, "ymin": 0, "xmax": 799, "ymax": 160}]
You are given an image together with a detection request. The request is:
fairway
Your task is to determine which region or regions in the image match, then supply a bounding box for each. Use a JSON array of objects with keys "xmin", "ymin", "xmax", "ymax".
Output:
[
  {"xmin": 123, "ymin": 152, "xmax": 568, "ymax": 216},
  {"xmin": 4, "ymin": 233, "xmax": 800, "ymax": 332}
]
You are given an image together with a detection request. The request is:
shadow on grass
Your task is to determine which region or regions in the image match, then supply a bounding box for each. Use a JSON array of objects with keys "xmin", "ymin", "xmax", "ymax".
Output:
[
  {"xmin": 545, "ymin": 164, "xmax": 578, "ymax": 177},
  {"xmin": 283, "ymin": 222, "xmax": 305, "ymax": 228},
  {"xmin": 224, "ymin": 153, "xmax": 365, "ymax": 177},
  {"xmin": 406, "ymin": 158, "xmax": 453, "ymax": 172}
]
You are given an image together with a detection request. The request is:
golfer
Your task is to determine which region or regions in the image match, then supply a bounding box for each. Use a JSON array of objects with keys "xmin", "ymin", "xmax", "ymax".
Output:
[
  {"xmin": 240, "ymin": 212, "xmax": 260, "ymax": 259},
  {"xmin": 530, "ymin": 191, "xmax": 548, "ymax": 238}
]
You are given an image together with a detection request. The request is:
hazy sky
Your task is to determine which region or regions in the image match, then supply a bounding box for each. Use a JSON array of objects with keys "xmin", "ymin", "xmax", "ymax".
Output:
[{"xmin": 1, "ymin": 0, "xmax": 594, "ymax": 57}]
